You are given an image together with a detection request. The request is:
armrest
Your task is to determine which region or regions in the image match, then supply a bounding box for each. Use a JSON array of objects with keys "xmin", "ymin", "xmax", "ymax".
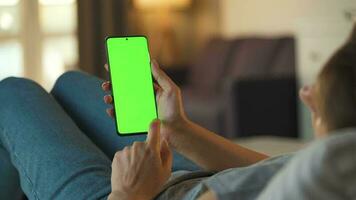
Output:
[{"xmin": 223, "ymin": 77, "xmax": 298, "ymax": 138}]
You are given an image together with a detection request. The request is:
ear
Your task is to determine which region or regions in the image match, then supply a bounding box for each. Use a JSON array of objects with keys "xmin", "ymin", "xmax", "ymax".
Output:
[{"xmin": 299, "ymin": 85, "xmax": 316, "ymax": 113}]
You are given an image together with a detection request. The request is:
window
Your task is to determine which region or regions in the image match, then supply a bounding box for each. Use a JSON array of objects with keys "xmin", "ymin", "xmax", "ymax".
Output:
[
  {"xmin": 0, "ymin": 0, "xmax": 23, "ymax": 81},
  {"xmin": 0, "ymin": 0, "xmax": 78, "ymax": 91}
]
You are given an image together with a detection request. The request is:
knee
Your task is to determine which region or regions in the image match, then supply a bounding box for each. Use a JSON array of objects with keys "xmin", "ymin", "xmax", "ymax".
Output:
[
  {"xmin": 1, "ymin": 76, "xmax": 34, "ymax": 84},
  {"xmin": 52, "ymin": 71, "xmax": 84, "ymax": 93},
  {"xmin": 1, "ymin": 76, "xmax": 25, "ymax": 84},
  {"xmin": 57, "ymin": 70, "xmax": 83, "ymax": 81},
  {"xmin": 0, "ymin": 77, "xmax": 44, "ymax": 99},
  {"xmin": 52, "ymin": 70, "xmax": 103, "ymax": 94},
  {"xmin": 53, "ymin": 71, "xmax": 86, "ymax": 87}
]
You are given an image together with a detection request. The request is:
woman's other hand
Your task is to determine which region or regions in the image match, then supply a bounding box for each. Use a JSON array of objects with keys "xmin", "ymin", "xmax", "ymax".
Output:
[{"xmin": 109, "ymin": 120, "xmax": 172, "ymax": 200}]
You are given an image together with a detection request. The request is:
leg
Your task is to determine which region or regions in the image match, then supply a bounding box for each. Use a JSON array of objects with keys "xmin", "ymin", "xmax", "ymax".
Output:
[
  {"xmin": 0, "ymin": 146, "xmax": 23, "ymax": 199},
  {"xmin": 51, "ymin": 71, "xmax": 200, "ymax": 171},
  {"xmin": 0, "ymin": 77, "xmax": 111, "ymax": 199}
]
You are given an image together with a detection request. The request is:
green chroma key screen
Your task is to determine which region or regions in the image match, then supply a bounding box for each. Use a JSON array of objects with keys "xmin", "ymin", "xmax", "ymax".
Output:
[{"xmin": 106, "ymin": 36, "xmax": 157, "ymax": 135}]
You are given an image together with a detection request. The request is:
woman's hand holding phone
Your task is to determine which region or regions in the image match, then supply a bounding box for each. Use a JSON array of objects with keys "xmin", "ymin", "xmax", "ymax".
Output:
[{"xmin": 102, "ymin": 60, "xmax": 190, "ymax": 150}]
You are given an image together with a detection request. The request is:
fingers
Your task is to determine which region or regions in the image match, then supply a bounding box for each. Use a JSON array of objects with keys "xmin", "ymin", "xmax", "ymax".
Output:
[
  {"xmin": 146, "ymin": 119, "xmax": 161, "ymax": 151},
  {"xmin": 104, "ymin": 95, "xmax": 113, "ymax": 104},
  {"xmin": 106, "ymin": 108, "xmax": 115, "ymax": 118},
  {"xmin": 153, "ymin": 83, "xmax": 161, "ymax": 92},
  {"xmin": 160, "ymin": 140, "xmax": 173, "ymax": 169},
  {"xmin": 151, "ymin": 60, "xmax": 177, "ymax": 92},
  {"xmin": 102, "ymin": 81, "xmax": 113, "ymax": 117},
  {"xmin": 102, "ymin": 67, "xmax": 113, "ymax": 118},
  {"xmin": 132, "ymin": 141, "xmax": 146, "ymax": 159},
  {"xmin": 103, "ymin": 95, "xmax": 113, "ymax": 118},
  {"xmin": 113, "ymin": 151, "xmax": 121, "ymax": 166},
  {"xmin": 147, "ymin": 120, "xmax": 172, "ymax": 169},
  {"xmin": 153, "ymin": 83, "xmax": 162, "ymax": 97},
  {"xmin": 102, "ymin": 81, "xmax": 111, "ymax": 91}
]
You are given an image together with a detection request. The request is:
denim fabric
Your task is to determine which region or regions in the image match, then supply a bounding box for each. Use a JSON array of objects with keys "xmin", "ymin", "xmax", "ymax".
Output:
[
  {"xmin": 0, "ymin": 71, "xmax": 199, "ymax": 199},
  {"xmin": 0, "ymin": 146, "xmax": 22, "ymax": 199},
  {"xmin": 0, "ymin": 77, "xmax": 112, "ymax": 199}
]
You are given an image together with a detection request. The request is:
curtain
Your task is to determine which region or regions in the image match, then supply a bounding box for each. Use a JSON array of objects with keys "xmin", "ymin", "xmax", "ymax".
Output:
[{"xmin": 77, "ymin": 0, "xmax": 129, "ymax": 78}]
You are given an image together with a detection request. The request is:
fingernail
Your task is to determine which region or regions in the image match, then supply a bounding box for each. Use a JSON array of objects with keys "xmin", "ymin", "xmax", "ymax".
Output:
[{"xmin": 104, "ymin": 95, "xmax": 112, "ymax": 102}]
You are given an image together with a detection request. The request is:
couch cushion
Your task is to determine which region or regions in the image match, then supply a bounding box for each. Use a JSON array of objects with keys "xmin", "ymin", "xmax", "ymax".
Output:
[
  {"xmin": 226, "ymin": 38, "xmax": 281, "ymax": 79},
  {"xmin": 268, "ymin": 37, "xmax": 295, "ymax": 77},
  {"xmin": 187, "ymin": 37, "xmax": 233, "ymax": 95},
  {"xmin": 257, "ymin": 128, "xmax": 356, "ymax": 200}
]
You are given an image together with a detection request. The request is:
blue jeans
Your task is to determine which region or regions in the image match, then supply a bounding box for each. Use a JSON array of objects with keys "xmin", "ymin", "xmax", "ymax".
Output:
[{"xmin": 0, "ymin": 71, "xmax": 199, "ymax": 199}]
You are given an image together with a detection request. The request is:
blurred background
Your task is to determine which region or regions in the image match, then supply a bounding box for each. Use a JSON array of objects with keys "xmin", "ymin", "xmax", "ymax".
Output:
[{"xmin": 0, "ymin": 0, "xmax": 355, "ymax": 146}]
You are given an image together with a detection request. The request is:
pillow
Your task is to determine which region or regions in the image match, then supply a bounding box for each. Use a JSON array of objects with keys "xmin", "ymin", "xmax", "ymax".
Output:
[{"xmin": 257, "ymin": 128, "xmax": 356, "ymax": 200}]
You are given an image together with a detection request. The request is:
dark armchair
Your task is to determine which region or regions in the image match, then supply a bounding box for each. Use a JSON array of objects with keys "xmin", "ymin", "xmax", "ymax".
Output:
[{"xmin": 223, "ymin": 77, "xmax": 298, "ymax": 138}]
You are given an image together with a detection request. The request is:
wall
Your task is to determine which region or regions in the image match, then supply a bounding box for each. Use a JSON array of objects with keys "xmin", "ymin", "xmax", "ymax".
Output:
[
  {"xmin": 219, "ymin": 0, "xmax": 356, "ymax": 140},
  {"xmin": 220, "ymin": 0, "xmax": 354, "ymax": 37},
  {"xmin": 127, "ymin": 0, "xmax": 220, "ymax": 67}
]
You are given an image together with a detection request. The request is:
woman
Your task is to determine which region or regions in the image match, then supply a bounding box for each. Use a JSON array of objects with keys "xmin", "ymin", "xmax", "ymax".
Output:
[{"xmin": 0, "ymin": 25, "xmax": 355, "ymax": 199}]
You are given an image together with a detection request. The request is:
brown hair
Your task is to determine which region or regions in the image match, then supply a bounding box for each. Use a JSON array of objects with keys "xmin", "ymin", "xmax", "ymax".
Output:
[{"xmin": 317, "ymin": 24, "xmax": 356, "ymax": 131}]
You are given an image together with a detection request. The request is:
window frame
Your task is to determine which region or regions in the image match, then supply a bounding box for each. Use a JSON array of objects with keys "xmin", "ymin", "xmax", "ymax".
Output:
[{"xmin": 0, "ymin": 0, "xmax": 78, "ymax": 90}]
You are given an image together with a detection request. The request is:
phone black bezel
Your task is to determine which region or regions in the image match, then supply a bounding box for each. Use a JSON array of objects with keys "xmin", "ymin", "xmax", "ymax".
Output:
[{"xmin": 105, "ymin": 35, "xmax": 158, "ymax": 136}]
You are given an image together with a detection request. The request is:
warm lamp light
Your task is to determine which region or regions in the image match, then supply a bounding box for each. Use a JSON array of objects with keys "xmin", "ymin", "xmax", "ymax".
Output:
[
  {"xmin": 134, "ymin": 0, "xmax": 191, "ymax": 9},
  {"xmin": 39, "ymin": 0, "xmax": 75, "ymax": 6}
]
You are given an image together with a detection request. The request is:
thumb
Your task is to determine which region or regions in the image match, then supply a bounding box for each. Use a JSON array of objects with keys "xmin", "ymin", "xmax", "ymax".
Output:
[{"xmin": 160, "ymin": 140, "xmax": 172, "ymax": 169}]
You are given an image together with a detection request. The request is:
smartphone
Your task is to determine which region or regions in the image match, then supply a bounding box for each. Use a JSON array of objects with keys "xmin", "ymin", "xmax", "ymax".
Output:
[{"xmin": 106, "ymin": 36, "xmax": 157, "ymax": 136}]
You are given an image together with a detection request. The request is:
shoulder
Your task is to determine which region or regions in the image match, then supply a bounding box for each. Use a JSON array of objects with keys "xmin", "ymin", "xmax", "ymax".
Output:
[{"xmin": 258, "ymin": 128, "xmax": 356, "ymax": 200}]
